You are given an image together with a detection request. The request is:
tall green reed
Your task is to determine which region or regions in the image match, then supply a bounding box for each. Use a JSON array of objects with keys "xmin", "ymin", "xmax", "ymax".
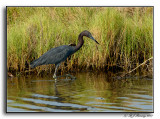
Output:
[{"xmin": 7, "ymin": 7, "xmax": 153, "ymax": 74}]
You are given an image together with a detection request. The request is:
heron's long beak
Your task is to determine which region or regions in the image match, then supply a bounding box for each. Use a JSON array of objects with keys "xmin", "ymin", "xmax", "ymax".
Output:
[{"xmin": 90, "ymin": 36, "xmax": 99, "ymax": 44}]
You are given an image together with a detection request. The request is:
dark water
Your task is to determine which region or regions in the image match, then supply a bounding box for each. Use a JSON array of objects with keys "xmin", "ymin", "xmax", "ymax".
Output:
[{"xmin": 7, "ymin": 72, "xmax": 153, "ymax": 112}]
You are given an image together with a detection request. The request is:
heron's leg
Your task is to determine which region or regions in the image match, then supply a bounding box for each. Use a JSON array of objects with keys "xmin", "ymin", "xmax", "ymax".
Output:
[{"xmin": 53, "ymin": 64, "xmax": 60, "ymax": 79}]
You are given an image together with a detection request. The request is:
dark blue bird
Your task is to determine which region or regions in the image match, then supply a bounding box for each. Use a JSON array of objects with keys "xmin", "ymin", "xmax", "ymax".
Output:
[{"xmin": 30, "ymin": 30, "xmax": 99, "ymax": 79}]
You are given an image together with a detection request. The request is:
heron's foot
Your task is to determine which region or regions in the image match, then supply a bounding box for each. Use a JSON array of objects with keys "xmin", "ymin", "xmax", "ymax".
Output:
[
  {"xmin": 53, "ymin": 74, "xmax": 76, "ymax": 80},
  {"xmin": 53, "ymin": 75, "xmax": 65, "ymax": 79},
  {"xmin": 65, "ymin": 74, "xmax": 76, "ymax": 79}
]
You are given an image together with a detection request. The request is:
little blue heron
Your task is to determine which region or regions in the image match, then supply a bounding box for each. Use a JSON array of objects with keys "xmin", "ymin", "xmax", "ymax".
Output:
[{"xmin": 30, "ymin": 30, "xmax": 99, "ymax": 79}]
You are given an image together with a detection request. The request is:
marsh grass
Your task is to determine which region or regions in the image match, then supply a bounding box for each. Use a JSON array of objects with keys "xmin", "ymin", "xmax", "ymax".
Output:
[{"xmin": 7, "ymin": 7, "xmax": 153, "ymax": 75}]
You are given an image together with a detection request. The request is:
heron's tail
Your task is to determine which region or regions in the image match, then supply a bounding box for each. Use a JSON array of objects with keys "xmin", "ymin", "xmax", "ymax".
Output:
[
  {"xmin": 30, "ymin": 63, "xmax": 35, "ymax": 68},
  {"xmin": 30, "ymin": 62, "xmax": 36, "ymax": 68},
  {"xmin": 30, "ymin": 59, "xmax": 39, "ymax": 68}
]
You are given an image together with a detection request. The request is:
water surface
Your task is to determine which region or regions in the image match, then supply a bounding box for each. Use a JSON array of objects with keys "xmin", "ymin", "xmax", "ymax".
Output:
[{"xmin": 7, "ymin": 72, "xmax": 153, "ymax": 112}]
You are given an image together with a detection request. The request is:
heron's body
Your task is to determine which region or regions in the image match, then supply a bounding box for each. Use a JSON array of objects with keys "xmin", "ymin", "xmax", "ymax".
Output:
[
  {"xmin": 30, "ymin": 45, "xmax": 76, "ymax": 68},
  {"xmin": 30, "ymin": 30, "xmax": 99, "ymax": 79}
]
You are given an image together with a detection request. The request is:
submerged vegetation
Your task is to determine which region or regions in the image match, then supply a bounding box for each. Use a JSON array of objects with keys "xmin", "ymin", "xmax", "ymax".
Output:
[{"xmin": 7, "ymin": 7, "xmax": 153, "ymax": 76}]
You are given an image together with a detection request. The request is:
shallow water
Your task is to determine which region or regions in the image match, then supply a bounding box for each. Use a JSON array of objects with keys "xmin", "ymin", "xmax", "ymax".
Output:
[{"xmin": 7, "ymin": 72, "xmax": 153, "ymax": 112}]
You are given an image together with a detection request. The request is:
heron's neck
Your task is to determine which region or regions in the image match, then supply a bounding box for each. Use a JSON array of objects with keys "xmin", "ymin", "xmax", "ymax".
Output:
[{"xmin": 75, "ymin": 34, "xmax": 84, "ymax": 51}]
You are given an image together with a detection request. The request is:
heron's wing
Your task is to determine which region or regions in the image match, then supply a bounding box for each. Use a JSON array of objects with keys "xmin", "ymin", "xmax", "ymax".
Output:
[
  {"xmin": 30, "ymin": 45, "xmax": 74, "ymax": 68},
  {"xmin": 45, "ymin": 46, "xmax": 74, "ymax": 65}
]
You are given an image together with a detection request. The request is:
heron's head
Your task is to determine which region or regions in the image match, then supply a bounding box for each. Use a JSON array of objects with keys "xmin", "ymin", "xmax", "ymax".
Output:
[{"xmin": 82, "ymin": 30, "xmax": 99, "ymax": 44}]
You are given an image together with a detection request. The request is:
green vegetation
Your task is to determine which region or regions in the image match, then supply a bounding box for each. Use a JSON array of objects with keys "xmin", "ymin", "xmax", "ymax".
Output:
[{"xmin": 7, "ymin": 7, "xmax": 153, "ymax": 75}]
